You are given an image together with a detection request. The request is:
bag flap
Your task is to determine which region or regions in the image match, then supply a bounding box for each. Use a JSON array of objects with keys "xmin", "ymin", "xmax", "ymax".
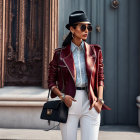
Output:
[{"xmin": 43, "ymin": 100, "xmax": 62, "ymax": 110}]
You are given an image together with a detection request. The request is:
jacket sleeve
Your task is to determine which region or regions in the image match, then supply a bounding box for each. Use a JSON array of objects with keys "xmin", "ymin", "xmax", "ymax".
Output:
[
  {"xmin": 47, "ymin": 50, "xmax": 59, "ymax": 90},
  {"xmin": 98, "ymin": 49, "xmax": 104, "ymax": 87}
]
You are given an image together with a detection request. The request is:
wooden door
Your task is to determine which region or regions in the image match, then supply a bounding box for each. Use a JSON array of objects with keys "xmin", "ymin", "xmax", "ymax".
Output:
[
  {"xmin": 4, "ymin": 0, "xmax": 44, "ymax": 86},
  {"xmin": 0, "ymin": 0, "xmax": 58, "ymax": 88}
]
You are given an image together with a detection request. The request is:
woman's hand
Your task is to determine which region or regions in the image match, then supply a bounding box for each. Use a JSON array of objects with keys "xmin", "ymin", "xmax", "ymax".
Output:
[
  {"xmin": 89, "ymin": 95, "xmax": 102, "ymax": 113},
  {"xmin": 63, "ymin": 95, "xmax": 76, "ymax": 108},
  {"xmin": 94, "ymin": 101, "xmax": 103, "ymax": 113},
  {"xmin": 89, "ymin": 95, "xmax": 97, "ymax": 110}
]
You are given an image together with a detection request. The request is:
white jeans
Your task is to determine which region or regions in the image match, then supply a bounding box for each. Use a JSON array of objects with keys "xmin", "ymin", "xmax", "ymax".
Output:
[{"xmin": 60, "ymin": 90, "xmax": 101, "ymax": 140}]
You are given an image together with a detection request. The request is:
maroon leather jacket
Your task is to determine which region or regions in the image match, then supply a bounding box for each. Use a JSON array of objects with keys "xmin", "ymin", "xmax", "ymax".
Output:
[{"xmin": 48, "ymin": 42, "xmax": 111, "ymax": 110}]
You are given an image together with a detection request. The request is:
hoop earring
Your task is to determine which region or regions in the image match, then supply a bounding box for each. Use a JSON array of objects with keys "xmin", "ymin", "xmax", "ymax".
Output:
[{"xmin": 72, "ymin": 33, "xmax": 74, "ymax": 38}]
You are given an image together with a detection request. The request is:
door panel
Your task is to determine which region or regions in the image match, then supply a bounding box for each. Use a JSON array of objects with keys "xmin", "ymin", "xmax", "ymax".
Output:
[{"xmin": 5, "ymin": 0, "xmax": 44, "ymax": 86}]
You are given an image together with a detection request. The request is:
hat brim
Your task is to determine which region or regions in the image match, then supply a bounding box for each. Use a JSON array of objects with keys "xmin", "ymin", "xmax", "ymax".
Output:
[{"xmin": 66, "ymin": 21, "xmax": 91, "ymax": 30}]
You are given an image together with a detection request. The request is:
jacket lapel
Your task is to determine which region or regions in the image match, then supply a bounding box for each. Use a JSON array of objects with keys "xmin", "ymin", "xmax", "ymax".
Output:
[
  {"xmin": 84, "ymin": 42, "xmax": 97, "ymax": 81},
  {"xmin": 60, "ymin": 44, "xmax": 76, "ymax": 84}
]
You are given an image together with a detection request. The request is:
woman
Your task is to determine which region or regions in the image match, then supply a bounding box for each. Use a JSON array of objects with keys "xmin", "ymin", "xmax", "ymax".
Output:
[{"xmin": 48, "ymin": 11, "xmax": 111, "ymax": 140}]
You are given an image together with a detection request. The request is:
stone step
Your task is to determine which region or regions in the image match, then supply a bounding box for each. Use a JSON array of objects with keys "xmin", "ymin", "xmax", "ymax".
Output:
[
  {"xmin": 0, "ymin": 101, "xmax": 45, "ymax": 106},
  {"xmin": 0, "ymin": 86, "xmax": 58, "ymax": 129},
  {"xmin": 0, "ymin": 86, "xmax": 49, "ymax": 101}
]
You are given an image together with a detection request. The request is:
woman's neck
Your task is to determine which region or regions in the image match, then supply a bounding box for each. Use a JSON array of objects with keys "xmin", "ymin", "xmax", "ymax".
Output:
[{"xmin": 72, "ymin": 38, "xmax": 82, "ymax": 47}]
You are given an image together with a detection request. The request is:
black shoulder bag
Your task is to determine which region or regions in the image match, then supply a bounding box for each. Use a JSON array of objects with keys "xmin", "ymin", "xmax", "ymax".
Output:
[{"xmin": 40, "ymin": 89, "xmax": 68, "ymax": 123}]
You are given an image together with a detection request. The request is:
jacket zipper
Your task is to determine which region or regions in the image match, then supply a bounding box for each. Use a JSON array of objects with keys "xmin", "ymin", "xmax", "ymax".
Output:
[
  {"xmin": 63, "ymin": 59, "xmax": 76, "ymax": 85},
  {"xmin": 60, "ymin": 67, "xmax": 65, "ymax": 93}
]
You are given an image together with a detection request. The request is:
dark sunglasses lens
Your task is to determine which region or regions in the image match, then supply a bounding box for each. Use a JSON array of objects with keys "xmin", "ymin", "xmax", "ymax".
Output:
[
  {"xmin": 80, "ymin": 25, "xmax": 86, "ymax": 31},
  {"xmin": 80, "ymin": 24, "xmax": 92, "ymax": 32},
  {"xmin": 88, "ymin": 25, "xmax": 92, "ymax": 32}
]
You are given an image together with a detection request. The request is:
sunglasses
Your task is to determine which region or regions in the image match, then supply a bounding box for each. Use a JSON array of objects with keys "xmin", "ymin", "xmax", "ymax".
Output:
[{"xmin": 73, "ymin": 24, "xmax": 92, "ymax": 32}]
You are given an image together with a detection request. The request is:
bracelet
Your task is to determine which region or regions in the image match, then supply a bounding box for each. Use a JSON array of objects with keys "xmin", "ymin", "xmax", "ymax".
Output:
[
  {"xmin": 59, "ymin": 93, "xmax": 65, "ymax": 101},
  {"xmin": 98, "ymin": 98, "xmax": 104, "ymax": 105}
]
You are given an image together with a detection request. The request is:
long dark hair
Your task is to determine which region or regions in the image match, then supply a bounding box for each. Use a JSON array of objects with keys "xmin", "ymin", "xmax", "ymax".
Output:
[
  {"xmin": 62, "ymin": 32, "xmax": 72, "ymax": 47},
  {"xmin": 62, "ymin": 25, "xmax": 77, "ymax": 47}
]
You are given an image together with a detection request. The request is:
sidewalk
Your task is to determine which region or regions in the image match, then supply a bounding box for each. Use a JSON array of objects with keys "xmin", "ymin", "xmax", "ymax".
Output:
[{"xmin": 0, "ymin": 125, "xmax": 140, "ymax": 140}]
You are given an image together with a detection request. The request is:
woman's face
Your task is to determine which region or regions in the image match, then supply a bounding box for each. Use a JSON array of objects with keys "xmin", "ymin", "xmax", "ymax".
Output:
[{"xmin": 70, "ymin": 22, "xmax": 92, "ymax": 41}]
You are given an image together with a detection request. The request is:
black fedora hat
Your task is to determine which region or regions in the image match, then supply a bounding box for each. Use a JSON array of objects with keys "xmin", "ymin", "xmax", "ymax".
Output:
[{"xmin": 66, "ymin": 11, "xmax": 91, "ymax": 30}]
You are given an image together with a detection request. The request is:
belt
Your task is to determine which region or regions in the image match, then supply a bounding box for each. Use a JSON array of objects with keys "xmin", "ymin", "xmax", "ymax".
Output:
[{"xmin": 76, "ymin": 86, "xmax": 88, "ymax": 90}]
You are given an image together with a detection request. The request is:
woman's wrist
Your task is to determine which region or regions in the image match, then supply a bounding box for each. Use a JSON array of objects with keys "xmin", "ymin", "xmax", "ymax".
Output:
[
  {"xmin": 51, "ymin": 86, "xmax": 65, "ymax": 101},
  {"xmin": 59, "ymin": 93, "xmax": 65, "ymax": 101},
  {"xmin": 97, "ymin": 97, "xmax": 104, "ymax": 105}
]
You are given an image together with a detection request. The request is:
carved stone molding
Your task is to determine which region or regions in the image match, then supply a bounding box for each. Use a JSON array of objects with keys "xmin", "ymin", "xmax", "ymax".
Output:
[
  {"xmin": 18, "ymin": 0, "xmax": 26, "ymax": 62},
  {"xmin": 49, "ymin": 0, "xmax": 58, "ymax": 61},
  {"xmin": 0, "ymin": 0, "xmax": 6, "ymax": 88},
  {"xmin": 42, "ymin": 0, "xmax": 58, "ymax": 88}
]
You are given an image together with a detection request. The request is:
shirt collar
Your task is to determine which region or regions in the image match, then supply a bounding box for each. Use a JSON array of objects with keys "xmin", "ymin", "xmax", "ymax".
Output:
[{"xmin": 71, "ymin": 40, "xmax": 85, "ymax": 53}]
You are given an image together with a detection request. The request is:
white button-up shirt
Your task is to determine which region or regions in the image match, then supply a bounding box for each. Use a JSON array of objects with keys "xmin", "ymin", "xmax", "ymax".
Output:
[{"xmin": 71, "ymin": 41, "xmax": 88, "ymax": 87}]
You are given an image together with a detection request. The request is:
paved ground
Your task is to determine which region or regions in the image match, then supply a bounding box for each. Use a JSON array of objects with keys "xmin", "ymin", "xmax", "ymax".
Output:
[{"xmin": 0, "ymin": 125, "xmax": 140, "ymax": 140}]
